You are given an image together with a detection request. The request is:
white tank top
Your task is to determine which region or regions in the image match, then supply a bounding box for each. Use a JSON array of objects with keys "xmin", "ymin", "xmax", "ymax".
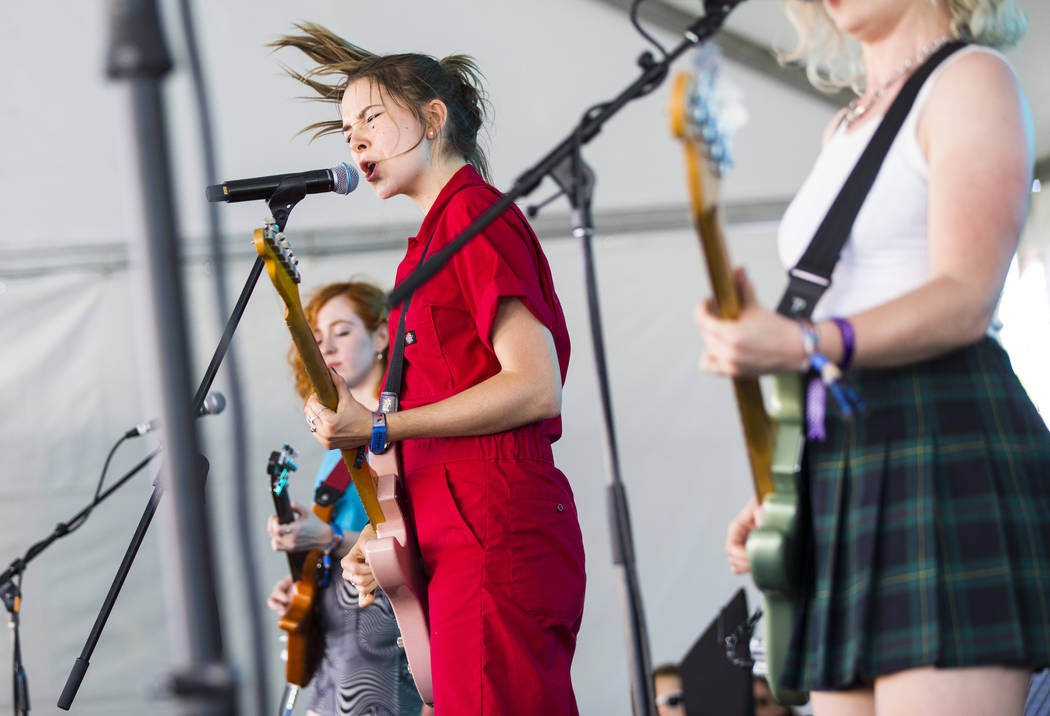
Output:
[{"xmin": 776, "ymin": 45, "xmax": 1005, "ymax": 321}]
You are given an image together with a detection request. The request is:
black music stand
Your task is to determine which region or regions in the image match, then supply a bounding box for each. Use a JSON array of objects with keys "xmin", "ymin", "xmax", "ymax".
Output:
[{"xmin": 680, "ymin": 588, "xmax": 753, "ymax": 715}]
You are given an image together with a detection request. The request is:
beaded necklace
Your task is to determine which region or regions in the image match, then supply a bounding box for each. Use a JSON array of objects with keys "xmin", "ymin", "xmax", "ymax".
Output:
[{"xmin": 844, "ymin": 35, "xmax": 952, "ymax": 128}]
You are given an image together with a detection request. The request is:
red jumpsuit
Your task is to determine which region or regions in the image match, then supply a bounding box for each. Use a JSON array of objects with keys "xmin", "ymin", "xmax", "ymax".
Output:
[{"xmin": 389, "ymin": 165, "xmax": 586, "ymax": 715}]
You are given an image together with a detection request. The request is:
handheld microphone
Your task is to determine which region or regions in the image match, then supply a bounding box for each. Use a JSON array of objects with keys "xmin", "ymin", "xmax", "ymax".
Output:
[
  {"xmin": 205, "ymin": 162, "xmax": 358, "ymax": 203},
  {"xmin": 125, "ymin": 392, "xmax": 228, "ymax": 438}
]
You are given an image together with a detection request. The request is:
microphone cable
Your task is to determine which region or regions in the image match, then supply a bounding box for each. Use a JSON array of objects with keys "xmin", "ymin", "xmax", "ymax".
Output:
[
  {"xmin": 630, "ymin": 0, "xmax": 669, "ymax": 60},
  {"xmin": 62, "ymin": 434, "xmax": 130, "ymax": 537}
]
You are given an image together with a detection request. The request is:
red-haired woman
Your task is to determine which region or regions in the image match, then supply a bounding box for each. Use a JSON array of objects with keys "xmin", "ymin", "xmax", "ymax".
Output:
[{"xmin": 274, "ymin": 25, "xmax": 586, "ymax": 715}]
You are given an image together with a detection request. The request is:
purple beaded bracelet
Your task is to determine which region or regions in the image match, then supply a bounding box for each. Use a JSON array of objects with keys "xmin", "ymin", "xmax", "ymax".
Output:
[{"xmin": 830, "ymin": 317, "xmax": 856, "ymax": 369}]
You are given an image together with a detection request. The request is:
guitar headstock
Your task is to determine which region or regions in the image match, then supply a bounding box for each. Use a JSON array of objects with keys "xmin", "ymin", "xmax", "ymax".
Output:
[
  {"xmin": 669, "ymin": 44, "xmax": 747, "ymax": 194},
  {"xmin": 268, "ymin": 443, "xmax": 299, "ymax": 497},
  {"xmin": 254, "ymin": 217, "xmax": 304, "ymax": 311}
]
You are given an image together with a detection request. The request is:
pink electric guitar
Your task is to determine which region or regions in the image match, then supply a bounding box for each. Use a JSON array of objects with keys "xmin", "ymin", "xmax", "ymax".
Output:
[{"xmin": 254, "ymin": 218, "xmax": 433, "ymax": 705}]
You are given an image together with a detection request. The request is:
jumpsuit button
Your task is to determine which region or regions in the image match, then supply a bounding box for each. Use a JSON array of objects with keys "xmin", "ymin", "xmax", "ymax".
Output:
[{"xmin": 556, "ymin": 503, "xmax": 564, "ymax": 512}]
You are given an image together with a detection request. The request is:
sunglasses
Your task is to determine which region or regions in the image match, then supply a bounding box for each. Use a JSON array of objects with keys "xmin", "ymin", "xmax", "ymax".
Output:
[{"xmin": 656, "ymin": 691, "xmax": 684, "ymax": 708}]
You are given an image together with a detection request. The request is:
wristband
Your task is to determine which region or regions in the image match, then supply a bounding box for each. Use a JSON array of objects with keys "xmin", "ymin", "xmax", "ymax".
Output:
[
  {"xmin": 369, "ymin": 411, "xmax": 389, "ymax": 455},
  {"xmin": 324, "ymin": 522, "xmax": 343, "ymax": 555},
  {"xmin": 830, "ymin": 317, "xmax": 856, "ymax": 369},
  {"xmin": 797, "ymin": 319, "xmax": 819, "ymax": 372}
]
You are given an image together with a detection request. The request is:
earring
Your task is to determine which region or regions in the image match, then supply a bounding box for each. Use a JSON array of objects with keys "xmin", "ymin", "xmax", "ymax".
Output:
[
  {"xmin": 376, "ymin": 351, "xmax": 384, "ymax": 362},
  {"xmin": 427, "ymin": 129, "xmax": 435, "ymax": 139}
]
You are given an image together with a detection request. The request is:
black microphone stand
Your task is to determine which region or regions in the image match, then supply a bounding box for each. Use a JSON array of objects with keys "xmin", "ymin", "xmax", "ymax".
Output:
[
  {"xmin": 0, "ymin": 442, "xmax": 160, "ymax": 716},
  {"xmin": 57, "ymin": 261, "xmax": 263, "ymax": 712},
  {"xmin": 3, "ymin": 577, "xmax": 29, "ymax": 716},
  {"xmin": 57, "ymin": 162, "xmax": 310, "ymax": 713},
  {"xmin": 554, "ymin": 137, "xmax": 659, "ymax": 716},
  {"xmin": 386, "ymin": 5, "xmax": 743, "ymax": 714}
]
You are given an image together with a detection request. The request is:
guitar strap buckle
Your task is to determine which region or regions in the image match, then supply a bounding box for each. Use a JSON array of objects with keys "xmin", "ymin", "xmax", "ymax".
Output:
[{"xmin": 379, "ymin": 391, "xmax": 399, "ymax": 415}]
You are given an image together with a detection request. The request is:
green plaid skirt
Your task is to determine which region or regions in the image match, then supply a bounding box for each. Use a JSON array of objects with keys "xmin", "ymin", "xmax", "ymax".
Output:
[{"xmin": 781, "ymin": 337, "xmax": 1050, "ymax": 692}]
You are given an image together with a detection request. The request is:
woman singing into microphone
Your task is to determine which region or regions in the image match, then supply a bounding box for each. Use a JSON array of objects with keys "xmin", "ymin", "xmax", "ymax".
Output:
[{"xmin": 272, "ymin": 24, "xmax": 586, "ymax": 715}]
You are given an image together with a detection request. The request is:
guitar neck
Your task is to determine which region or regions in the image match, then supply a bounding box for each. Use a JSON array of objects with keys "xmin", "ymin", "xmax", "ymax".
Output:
[
  {"xmin": 283, "ymin": 301, "xmax": 387, "ymax": 526},
  {"xmin": 271, "ymin": 488, "xmax": 306, "ymax": 579},
  {"xmin": 676, "ymin": 80, "xmax": 776, "ymax": 500}
]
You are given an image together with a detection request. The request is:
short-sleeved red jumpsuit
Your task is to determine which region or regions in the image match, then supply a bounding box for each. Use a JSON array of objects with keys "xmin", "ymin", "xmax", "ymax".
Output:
[{"xmin": 388, "ymin": 165, "xmax": 586, "ymax": 715}]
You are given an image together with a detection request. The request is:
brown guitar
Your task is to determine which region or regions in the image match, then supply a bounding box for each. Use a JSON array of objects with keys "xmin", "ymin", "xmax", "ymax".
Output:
[{"xmin": 267, "ymin": 444, "xmax": 327, "ymax": 692}]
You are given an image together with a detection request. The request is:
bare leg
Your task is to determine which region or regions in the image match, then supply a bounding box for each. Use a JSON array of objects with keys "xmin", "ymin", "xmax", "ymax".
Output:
[
  {"xmin": 875, "ymin": 665, "xmax": 1030, "ymax": 716},
  {"xmin": 811, "ymin": 687, "xmax": 875, "ymax": 716}
]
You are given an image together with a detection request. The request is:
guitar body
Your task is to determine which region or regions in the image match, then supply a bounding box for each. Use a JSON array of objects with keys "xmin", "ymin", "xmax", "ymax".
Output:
[
  {"xmin": 365, "ymin": 448, "xmax": 433, "ymax": 705},
  {"xmin": 277, "ymin": 551, "xmax": 325, "ymax": 686},
  {"xmin": 746, "ymin": 374, "xmax": 806, "ymax": 705},
  {"xmin": 670, "ymin": 53, "xmax": 808, "ymax": 705}
]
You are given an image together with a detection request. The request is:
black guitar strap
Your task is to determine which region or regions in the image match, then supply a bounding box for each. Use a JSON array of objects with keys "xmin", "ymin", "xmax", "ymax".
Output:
[
  {"xmin": 379, "ymin": 186, "xmax": 480, "ymax": 413},
  {"xmin": 378, "ymin": 235, "xmax": 436, "ymax": 414},
  {"xmin": 776, "ymin": 41, "xmax": 966, "ymax": 321}
]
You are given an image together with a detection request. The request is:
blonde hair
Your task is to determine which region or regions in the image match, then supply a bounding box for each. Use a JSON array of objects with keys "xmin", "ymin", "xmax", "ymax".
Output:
[
  {"xmin": 780, "ymin": 0, "xmax": 1028, "ymax": 92},
  {"xmin": 270, "ymin": 23, "xmax": 491, "ymax": 181}
]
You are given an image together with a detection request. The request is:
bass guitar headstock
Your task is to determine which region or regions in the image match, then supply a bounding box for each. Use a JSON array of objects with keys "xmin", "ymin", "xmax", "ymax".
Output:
[{"xmin": 669, "ymin": 44, "xmax": 747, "ymax": 209}]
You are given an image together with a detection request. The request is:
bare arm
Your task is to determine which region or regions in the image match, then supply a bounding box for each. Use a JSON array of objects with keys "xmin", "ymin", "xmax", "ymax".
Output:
[
  {"xmin": 697, "ymin": 53, "xmax": 1033, "ymax": 376},
  {"xmin": 307, "ymin": 297, "xmax": 561, "ymax": 448},
  {"xmin": 821, "ymin": 51, "xmax": 1033, "ymax": 368}
]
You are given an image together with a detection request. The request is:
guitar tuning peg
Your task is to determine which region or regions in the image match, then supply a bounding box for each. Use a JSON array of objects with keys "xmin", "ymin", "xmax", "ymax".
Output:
[{"xmin": 278, "ymin": 634, "xmax": 288, "ymax": 643}]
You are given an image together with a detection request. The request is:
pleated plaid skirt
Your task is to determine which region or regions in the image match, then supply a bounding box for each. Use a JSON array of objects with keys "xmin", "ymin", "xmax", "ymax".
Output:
[{"xmin": 781, "ymin": 337, "xmax": 1050, "ymax": 692}]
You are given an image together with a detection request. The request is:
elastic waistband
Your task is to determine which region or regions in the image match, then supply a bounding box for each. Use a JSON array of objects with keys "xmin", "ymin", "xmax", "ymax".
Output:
[{"xmin": 400, "ymin": 423, "xmax": 554, "ymax": 472}]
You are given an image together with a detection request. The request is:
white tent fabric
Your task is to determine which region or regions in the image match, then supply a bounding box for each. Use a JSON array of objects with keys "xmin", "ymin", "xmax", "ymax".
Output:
[{"xmin": 1, "ymin": 1, "xmax": 1047, "ymax": 714}]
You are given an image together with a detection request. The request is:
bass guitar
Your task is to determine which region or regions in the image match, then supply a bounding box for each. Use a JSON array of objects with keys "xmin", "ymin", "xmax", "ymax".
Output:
[
  {"xmin": 267, "ymin": 444, "xmax": 324, "ymax": 714},
  {"xmin": 254, "ymin": 219, "xmax": 434, "ymax": 705},
  {"xmin": 669, "ymin": 46, "xmax": 807, "ymax": 706}
]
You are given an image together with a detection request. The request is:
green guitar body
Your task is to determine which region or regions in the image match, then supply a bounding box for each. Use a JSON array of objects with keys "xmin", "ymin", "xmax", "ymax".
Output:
[{"xmin": 746, "ymin": 373, "xmax": 808, "ymax": 706}]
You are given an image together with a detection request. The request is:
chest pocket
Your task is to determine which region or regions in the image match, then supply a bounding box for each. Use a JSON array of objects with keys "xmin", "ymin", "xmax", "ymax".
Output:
[{"xmin": 402, "ymin": 301, "xmax": 455, "ymax": 402}]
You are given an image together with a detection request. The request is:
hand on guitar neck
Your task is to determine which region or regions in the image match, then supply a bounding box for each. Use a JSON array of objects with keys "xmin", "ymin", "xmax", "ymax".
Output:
[
  {"xmin": 267, "ymin": 500, "xmax": 351, "ymax": 557},
  {"xmin": 695, "ymin": 268, "xmax": 806, "ymax": 378},
  {"xmin": 304, "ymin": 368, "xmax": 373, "ymax": 450}
]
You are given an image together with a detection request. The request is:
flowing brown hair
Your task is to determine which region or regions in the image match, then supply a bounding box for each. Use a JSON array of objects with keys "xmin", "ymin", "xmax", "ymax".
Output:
[
  {"xmin": 289, "ymin": 278, "xmax": 389, "ymax": 402},
  {"xmin": 270, "ymin": 22, "xmax": 491, "ymax": 181}
]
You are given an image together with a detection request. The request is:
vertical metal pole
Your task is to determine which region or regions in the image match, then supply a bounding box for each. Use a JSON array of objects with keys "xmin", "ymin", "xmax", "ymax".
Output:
[
  {"xmin": 564, "ymin": 144, "xmax": 657, "ymax": 716},
  {"xmin": 106, "ymin": 1, "xmax": 234, "ymax": 712}
]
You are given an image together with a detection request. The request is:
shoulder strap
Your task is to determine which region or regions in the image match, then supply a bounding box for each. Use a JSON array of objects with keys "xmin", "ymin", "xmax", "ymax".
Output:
[
  {"xmin": 379, "ymin": 184, "xmax": 476, "ymax": 413},
  {"xmin": 379, "ymin": 237, "xmax": 434, "ymax": 415},
  {"xmin": 776, "ymin": 41, "xmax": 967, "ymax": 320}
]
